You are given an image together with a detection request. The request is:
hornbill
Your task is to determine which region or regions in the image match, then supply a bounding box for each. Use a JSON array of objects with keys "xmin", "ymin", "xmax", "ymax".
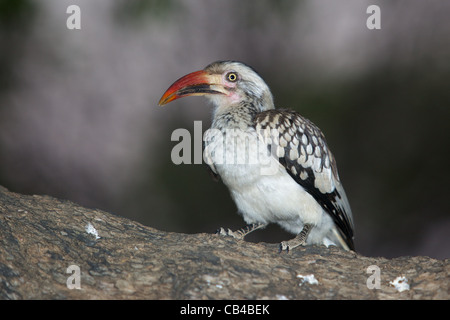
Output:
[{"xmin": 159, "ymin": 61, "xmax": 355, "ymax": 252}]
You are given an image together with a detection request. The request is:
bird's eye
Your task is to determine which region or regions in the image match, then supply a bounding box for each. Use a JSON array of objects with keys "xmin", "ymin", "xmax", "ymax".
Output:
[{"xmin": 226, "ymin": 72, "xmax": 238, "ymax": 82}]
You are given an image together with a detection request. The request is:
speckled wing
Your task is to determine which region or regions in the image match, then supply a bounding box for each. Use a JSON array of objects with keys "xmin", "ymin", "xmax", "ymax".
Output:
[{"xmin": 254, "ymin": 109, "xmax": 355, "ymax": 250}]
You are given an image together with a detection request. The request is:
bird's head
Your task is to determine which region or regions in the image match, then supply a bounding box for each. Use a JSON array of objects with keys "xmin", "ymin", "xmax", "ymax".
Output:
[{"xmin": 158, "ymin": 61, "xmax": 274, "ymax": 112}]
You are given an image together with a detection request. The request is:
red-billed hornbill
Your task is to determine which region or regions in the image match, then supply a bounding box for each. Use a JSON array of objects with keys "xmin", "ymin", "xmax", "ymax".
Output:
[{"xmin": 159, "ymin": 61, "xmax": 355, "ymax": 251}]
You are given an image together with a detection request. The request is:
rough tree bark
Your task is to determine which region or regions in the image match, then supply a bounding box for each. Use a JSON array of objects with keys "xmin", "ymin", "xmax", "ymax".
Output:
[{"xmin": 0, "ymin": 185, "xmax": 448, "ymax": 300}]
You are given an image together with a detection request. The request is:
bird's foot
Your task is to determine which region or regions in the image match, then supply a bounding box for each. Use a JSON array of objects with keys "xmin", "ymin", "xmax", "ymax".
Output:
[
  {"xmin": 279, "ymin": 239, "xmax": 305, "ymax": 253},
  {"xmin": 279, "ymin": 223, "xmax": 313, "ymax": 253},
  {"xmin": 216, "ymin": 227, "xmax": 245, "ymax": 240},
  {"xmin": 216, "ymin": 223, "xmax": 267, "ymax": 241}
]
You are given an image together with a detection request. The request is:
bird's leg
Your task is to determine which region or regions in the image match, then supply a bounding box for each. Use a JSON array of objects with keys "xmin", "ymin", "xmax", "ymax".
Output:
[
  {"xmin": 216, "ymin": 223, "xmax": 267, "ymax": 240},
  {"xmin": 279, "ymin": 223, "xmax": 313, "ymax": 253}
]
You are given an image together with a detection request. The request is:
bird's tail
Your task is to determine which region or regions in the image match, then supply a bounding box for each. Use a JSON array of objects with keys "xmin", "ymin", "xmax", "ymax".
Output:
[{"xmin": 328, "ymin": 227, "xmax": 355, "ymax": 251}]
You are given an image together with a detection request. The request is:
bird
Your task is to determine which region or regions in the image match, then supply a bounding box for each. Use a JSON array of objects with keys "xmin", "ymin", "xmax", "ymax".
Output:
[{"xmin": 158, "ymin": 60, "xmax": 355, "ymax": 252}]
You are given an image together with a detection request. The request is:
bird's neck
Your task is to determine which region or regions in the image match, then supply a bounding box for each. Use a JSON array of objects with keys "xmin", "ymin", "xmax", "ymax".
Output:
[{"xmin": 212, "ymin": 102, "xmax": 259, "ymax": 130}]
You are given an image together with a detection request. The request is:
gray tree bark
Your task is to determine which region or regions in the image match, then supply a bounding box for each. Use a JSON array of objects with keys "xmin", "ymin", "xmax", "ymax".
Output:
[{"xmin": 0, "ymin": 185, "xmax": 448, "ymax": 300}]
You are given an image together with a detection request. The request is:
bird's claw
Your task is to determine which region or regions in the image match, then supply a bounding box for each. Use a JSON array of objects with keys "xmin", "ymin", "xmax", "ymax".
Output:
[
  {"xmin": 216, "ymin": 227, "xmax": 243, "ymax": 240},
  {"xmin": 279, "ymin": 241, "xmax": 290, "ymax": 254},
  {"xmin": 279, "ymin": 224, "xmax": 311, "ymax": 253},
  {"xmin": 279, "ymin": 238, "xmax": 307, "ymax": 253},
  {"xmin": 216, "ymin": 227, "xmax": 230, "ymax": 236}
]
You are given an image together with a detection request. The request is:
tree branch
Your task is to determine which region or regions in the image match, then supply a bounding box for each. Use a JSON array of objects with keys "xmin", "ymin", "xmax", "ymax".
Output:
[{"xmin": 0, "ymin": 186, "xmax": 448, "ymax": 299}]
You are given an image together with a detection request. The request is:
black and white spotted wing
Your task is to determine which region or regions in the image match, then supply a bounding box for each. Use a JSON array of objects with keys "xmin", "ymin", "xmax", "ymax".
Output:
[{"xmin": 255, "ymin": 109, "xmax": 355, "ymax": 250}]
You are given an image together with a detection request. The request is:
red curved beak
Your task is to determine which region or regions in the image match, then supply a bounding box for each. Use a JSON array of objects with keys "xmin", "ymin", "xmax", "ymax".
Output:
[{"xmin": 158, "ymin": 70, "xmax": 225, "ymax": 106}]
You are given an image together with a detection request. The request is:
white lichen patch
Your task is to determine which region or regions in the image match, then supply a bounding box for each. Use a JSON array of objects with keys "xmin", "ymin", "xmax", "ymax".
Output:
[
  {"xmin": 85, "ymin": 222, "xmax": 100, "ymax": 240},
  {"xmin": 202, "ymin": 274, "xmax": 226, "ymax": 290},
  {"xmin": 389, "ymin": 276, "xmax": 410, "ymax": 292},
  {"xmin": 297, "ymin": 274, "xmax": 319, "ymax": 286}
]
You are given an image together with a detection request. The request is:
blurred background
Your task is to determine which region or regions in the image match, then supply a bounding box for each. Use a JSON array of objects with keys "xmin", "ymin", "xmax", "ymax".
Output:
[{"xmin": 1, "ymin": 0, "xmax": 449, "ymax": 259}]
